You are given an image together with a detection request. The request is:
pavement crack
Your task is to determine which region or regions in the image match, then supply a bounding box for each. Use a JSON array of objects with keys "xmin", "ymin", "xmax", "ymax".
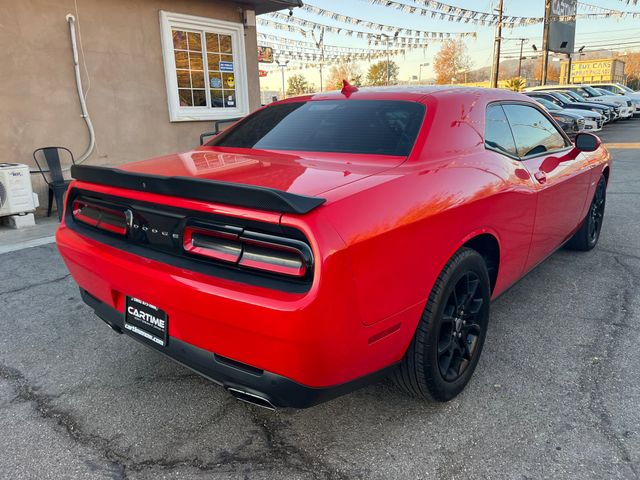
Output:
[
  {"xmin": 577, "ymin": 255, "xmax": 639, "ymax": 478},
  {"xmin": 0, "ymin": 273, "xmax": 71, "ymax": 297},
  {"xmin": 0, "ymin": 362, "xmax": 129, "ymax": 479}
]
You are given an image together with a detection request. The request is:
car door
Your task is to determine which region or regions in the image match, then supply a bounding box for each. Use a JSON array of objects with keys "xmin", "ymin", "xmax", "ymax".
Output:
[{"xmin": 501, "ymin": 103, "xmax": 591, "ymax": 271}]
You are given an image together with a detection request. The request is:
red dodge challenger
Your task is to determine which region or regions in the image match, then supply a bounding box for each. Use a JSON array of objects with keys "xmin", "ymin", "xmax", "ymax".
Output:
[{"xmin": 56, "ymin": 85, "xmax": 610, "ymax": 409}]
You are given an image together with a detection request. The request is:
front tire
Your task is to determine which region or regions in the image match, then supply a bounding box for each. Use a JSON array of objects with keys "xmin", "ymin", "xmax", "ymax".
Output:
[
  {"xmin": 566, "ymin": 174, "xmax": 606, "ymax": 251},
  {"xmin": 395, "ymin": 248, "xmax": 491, "ymax": 402}
]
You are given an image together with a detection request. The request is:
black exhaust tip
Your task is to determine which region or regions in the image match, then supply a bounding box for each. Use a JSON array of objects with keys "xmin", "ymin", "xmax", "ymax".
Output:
[{"xmin": 227, "ymin": 387, "xmax": 276, "ymax": 410}]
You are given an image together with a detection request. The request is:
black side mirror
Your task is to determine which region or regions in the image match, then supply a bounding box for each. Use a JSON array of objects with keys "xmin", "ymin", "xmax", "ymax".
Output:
[{"xmin": 575, "ymin": 132, "xmax": 600, "ymax": 152}]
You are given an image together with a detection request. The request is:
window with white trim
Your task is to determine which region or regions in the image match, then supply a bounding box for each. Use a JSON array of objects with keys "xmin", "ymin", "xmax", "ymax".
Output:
[{"xmin": 160, "ymin": 11, "xmax": 249, "ymax": 122}]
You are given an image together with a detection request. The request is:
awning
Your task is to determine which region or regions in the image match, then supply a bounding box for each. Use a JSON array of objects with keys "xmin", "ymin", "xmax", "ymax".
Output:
[{"xmin": 236, "ymin": 0, "xmax": 303, "ymax": 15}]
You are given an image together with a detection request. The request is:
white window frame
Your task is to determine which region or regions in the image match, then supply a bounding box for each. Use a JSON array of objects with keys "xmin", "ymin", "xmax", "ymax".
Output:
[{"xmin": 159, "ymin": 10, "xmax": 249, "ymax": 122}]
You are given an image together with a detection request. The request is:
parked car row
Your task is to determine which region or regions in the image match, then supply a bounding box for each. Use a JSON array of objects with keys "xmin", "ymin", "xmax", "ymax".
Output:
[{"xmin": 523, "ymin": 83, "xmax": 639, "ymax": 138}]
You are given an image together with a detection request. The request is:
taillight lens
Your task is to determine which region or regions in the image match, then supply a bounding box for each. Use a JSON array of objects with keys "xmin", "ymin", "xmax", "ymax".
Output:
[
  {"xmin": 72, "ymin": 199, "xmax": 128, "ymax": 235},
  {"xmin": 183, "ymin": 225, "xmax": 312, "ymax": 278}
]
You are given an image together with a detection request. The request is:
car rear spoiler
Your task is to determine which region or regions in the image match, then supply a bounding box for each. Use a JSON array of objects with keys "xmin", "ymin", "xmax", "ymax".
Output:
[{"xmin": 70, "ymin": 165, "xmax": 326, "ymax": 215}]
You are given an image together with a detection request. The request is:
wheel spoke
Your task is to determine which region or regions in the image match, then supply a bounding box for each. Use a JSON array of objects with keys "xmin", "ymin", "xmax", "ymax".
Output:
[
  {"xmin": 439, "ymin": 350, "xmax": 454, "ymax": 378},
  {"xmin": 468, "ymin": 298, "xmax": 483, "ymax": 315}
]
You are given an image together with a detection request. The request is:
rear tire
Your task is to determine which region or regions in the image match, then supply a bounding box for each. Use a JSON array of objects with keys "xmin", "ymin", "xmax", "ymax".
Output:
[
  {"xmin": 565, "ymin": 175, "xmax": 606, "ymax": 251},
  {"xmin": 394, "ymin": 248, "xmax": 491, "ymax": 402}
]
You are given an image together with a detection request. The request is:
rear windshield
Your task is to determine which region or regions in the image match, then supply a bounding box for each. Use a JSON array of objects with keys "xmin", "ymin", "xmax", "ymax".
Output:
[{"xmin": 211, "ymin": 100, "xmax": 425, "ymax": 156}]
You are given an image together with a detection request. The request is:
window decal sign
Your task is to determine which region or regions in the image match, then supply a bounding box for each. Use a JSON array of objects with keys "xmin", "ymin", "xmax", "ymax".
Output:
[
  {"xmin": 220, "ymin": 61, "xmax": 234, "ymax": 72},
  {"xmin": 210, "ymin": 77, "xmax": 222, "ymax": 88},
  {"xmin": 226, "ymin": 76, "xmax": 235, "ymax": 88}
]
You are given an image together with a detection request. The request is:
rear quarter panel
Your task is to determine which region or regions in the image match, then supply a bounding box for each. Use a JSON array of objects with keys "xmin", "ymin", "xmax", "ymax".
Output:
[{"xmin": 319, "ymin": 92, "xmax": 538, "ymax": 331}]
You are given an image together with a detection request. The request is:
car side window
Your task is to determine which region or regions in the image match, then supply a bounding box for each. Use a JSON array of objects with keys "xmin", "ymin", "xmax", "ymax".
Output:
[
  {"xmin": 502, "ymin": 104, "xmax": 568, "ymax": 158},
  {"xmin": 485, "ymin": 104, "xmax": 517, "ymax": 157}
]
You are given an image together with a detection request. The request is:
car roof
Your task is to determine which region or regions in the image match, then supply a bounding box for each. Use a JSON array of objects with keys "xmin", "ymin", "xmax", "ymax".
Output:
[{"xmin": 274, "ymin": 85, "xmax": 526, "ymax": 104}]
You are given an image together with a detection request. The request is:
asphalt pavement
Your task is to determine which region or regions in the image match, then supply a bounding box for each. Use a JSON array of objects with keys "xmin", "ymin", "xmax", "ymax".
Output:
[{"xmin": 1, "ymin": 119, "xmax": 639, "ymax": 480}]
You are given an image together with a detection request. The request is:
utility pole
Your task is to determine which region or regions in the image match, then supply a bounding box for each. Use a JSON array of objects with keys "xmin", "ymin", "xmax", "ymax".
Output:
[
  {"xmin": 386, "ymin": 37, "xmax": 390, "ymax": 85},
  {"xmin": 517, "ymin": 38, "xmax": 526, "ymax": 78},
  {"xmin": 277, "ymin": 60, "xmax": 289, "ymax": 99},
  {"xmin": 541, "ymin": 0, "xmax": 551, "ymax": 85},
  {"xmin": 490, "ymin": 0, "xmax": 504, "ymax": 88},
  {"xmin": 311, "ymin": 28, "xmax": 325, "ymax": 91}
]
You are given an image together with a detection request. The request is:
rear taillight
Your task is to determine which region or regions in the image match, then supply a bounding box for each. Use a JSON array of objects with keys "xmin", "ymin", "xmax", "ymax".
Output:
[
  {"xmin": 72, "ymin": 199, "xmax": 128, "ymax": 235},
  {"xmin": 183, "ymin": 225, "xmax": 312, "ymax": 278}
]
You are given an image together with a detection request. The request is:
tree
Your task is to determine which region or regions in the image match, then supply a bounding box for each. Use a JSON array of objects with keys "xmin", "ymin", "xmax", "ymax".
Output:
[
  {"xmin": 434, "ymin": 39, "xmax": 471, "ymax": 85},
  {"xmin": 286, "ymin": 74, "xmax": 309, "ymax": 96},
  {"xmin": 366, "ymin": 60, "xmax": 399, "ymax": 86},
  {"xmin": 505, "ymin": 77, "xmax": 526, "ymax": 92},
  {"xmin": 327, "ymin": 61, "xmax": 363, "ymax": 89},
  {"xmin": 534, "ymin": 59, "xmax": 559, "ymax": 84},
  {"xmin": 618, "ymin": 52, "xmax": 640, "ymax": 89}
]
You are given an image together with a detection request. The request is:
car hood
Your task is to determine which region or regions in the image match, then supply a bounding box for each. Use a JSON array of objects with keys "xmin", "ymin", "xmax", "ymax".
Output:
[
  {"xmin": 563, "ymin": 108, "xmax": 599, "ymax": 119},
  {"xmin": 118, "ymin": 147, "xmax": 405, "ymax": 197},
  {"xmin": 552, "ymin": 111, "xmax": 583, "ymax": 120},
  {"xmin": 566, "ymin": 101, "xmax": 609, "ymax": 110},
  {"xmin": 591, "ymin": 94, "xmax": 630, "ymax": 105}
]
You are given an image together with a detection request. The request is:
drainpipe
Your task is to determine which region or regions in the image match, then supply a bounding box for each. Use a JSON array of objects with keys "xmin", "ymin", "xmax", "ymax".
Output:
[{"xmin": 66, "ymin": 14, "xmax": 95, "ymax": 164}]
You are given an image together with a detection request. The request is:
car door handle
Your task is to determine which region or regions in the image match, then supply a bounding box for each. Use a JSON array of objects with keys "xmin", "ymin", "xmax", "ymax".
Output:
[{"xmin": 534, "ymin": 171, "xmax": 547, "ymax": 183}]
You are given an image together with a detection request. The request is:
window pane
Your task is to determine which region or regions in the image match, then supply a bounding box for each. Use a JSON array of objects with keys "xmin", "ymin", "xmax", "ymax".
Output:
[
  {"xmin": 485, "ymin": 105, "xmax": 517, "ymax": 157},
  {"xmin": 191, "ymin": 71, "xmax": 205, "ymax": 89},
  {"xmin": 224, "ymin": 90, "xmax": 236, "ymax": 108},
  {"xmin": 221, "ymin": 54, "xmax": 233, "ymax": 65},
  {"xmin": 189, "ymin": 52, "xmax": 203, "ymax": 71},
  {"xmin": 176, "ymin": 70, "xmax": 191, "ymax": 88},
  {"xmin": 222, "ymin": 73, "xmax": 235, "ymax": 89},
  {"xmin": 179, "ymin": 89, "xmax": 193, "ymax": 106},
  {"xmin": 213, "ymin": 100, "xmax": 425, "ymax": 156},
  {"xmin": 174, "ymin": 51, "xmax": 189, "ymax": 69},
  {"xmin": 502, "ymin": 104, "xmax": 567, "ymax": 158},
  {"xmin": 206, "ymin": 33, "xmax": 219, "ymax": 53},
  {"xmin": 207, "ymin": 53, "xmax": 221, "ymax": 71},
  {"xmin": 219, "ymin": 35, "xmax": 232, "ymax": 53},
  {"xmin": 187, "ymin": 32, "xmax": 202, "ymax": 51},
  {"xmin": 209, "ymin": 73, "xmax": 223, "ymax": 89},
  {"xmin": 172, "ymin": 30, "xmax": 187, "ymax": 50},
  {"xmin": 210, "ymin": 89, "xmax": 224, "ymax": 108},
  {"xmin": 193, "ymin": 90, "xmax": 206, "ymax": 107}
]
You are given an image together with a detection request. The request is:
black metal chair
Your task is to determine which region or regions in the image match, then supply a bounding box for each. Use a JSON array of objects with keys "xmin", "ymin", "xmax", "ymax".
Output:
[
  {"xmin": 199, "ymin": 117, "xmax": 244, "ymax": 145},
  {"xmin": 33, "ymin": 147, "xmax": 75, "ymax": 221}
]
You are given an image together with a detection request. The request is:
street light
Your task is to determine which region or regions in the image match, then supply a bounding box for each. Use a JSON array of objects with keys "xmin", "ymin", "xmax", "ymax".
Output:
[
  {"xmin": 276, "ymin": 59, "xmax": 289, "ymax": 99},
  {"xmin": 419, "ymin": 62, "xmax": 430, "ymax": 83}
]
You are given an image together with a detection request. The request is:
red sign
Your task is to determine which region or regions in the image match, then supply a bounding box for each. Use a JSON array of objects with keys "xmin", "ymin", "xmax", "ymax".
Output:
[{"xmin": 258, "ymin": 69, "xmax": 268, "ymax": 77}]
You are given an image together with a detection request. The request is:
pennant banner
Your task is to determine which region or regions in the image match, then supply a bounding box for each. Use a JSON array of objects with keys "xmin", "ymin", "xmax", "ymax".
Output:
[
  {"xmin": 257, "ymin": 33, "xmax": 404, "ymax": 54},
  {"xmin": 265, "ymin": 11, "xmax": 476, "ymax": 39},
  {"xmin": 342, "ymin": 0, "xmax": 640, "ymax": 27}
]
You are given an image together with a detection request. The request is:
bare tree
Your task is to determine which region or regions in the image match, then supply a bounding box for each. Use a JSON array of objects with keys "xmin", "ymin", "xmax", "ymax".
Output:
[
  {"xmin": 327, "ymin": 60, "xmax": 363, "ymax": 89},
  {"xmin": 434, "ymin": 40, "xmax": 472, "ymax": 85}
]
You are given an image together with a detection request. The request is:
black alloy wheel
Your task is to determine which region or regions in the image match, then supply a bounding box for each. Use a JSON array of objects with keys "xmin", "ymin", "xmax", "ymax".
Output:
[
  {"xmin": 566, "ymin": 174, "xmax": 607, "ymax": 251},
  {"xmin": 587, "ymin": 177, "xmax": 606, "ymax": 245},
  {"xmin": 437, "ymin": 272, "xmax": 485, "ymax": 382},
  {"xmin": 395, "ymin": 247, "xmax": 491, "ymax": 401}
]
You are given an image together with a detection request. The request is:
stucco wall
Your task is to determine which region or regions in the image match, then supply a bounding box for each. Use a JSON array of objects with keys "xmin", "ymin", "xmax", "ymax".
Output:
[{"xmin": 0, "ymin": 0, "xmax": 260, "ymax": 207}]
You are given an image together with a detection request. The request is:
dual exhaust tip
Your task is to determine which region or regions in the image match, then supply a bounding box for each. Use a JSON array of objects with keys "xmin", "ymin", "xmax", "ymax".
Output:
[{"xmin": 227, "ymin": 387, "xmax": 276, "ymax": 410}]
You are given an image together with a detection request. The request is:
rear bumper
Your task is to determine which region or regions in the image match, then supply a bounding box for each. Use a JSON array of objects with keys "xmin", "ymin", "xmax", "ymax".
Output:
[{"xmin": 80, "ymin": 288, "xmax": 396, "ymax": 408}]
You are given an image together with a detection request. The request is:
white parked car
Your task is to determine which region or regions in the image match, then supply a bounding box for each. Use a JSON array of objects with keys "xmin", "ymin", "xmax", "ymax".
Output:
[
  {"xmin": 533, "ymin": 97, "xmax": 603, "ymax": 132},
  {"xmin": 590, "ymin": 83, "xmax": 640, "ymax": 115},
  {"xmin": 526, "ymin": 84, "xmax": 634, "ymax": 119}
]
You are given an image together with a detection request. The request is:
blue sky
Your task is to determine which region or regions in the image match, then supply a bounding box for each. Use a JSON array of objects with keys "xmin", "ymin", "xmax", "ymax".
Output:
[{"xmin": 258, "ymin": 0, "xmax": 640, "ymax": 90}]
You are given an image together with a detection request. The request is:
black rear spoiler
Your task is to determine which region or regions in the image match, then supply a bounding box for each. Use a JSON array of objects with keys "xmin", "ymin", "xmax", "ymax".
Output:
[{"xmin": 70, "ymin": 165, "xmax": 326, "ymax": 215}]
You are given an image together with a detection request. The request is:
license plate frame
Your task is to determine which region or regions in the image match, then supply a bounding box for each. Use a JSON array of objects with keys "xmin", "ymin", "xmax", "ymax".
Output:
[{"xmin": 124, "ymin": 296, "xmax": 168, "ymax": 347}]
